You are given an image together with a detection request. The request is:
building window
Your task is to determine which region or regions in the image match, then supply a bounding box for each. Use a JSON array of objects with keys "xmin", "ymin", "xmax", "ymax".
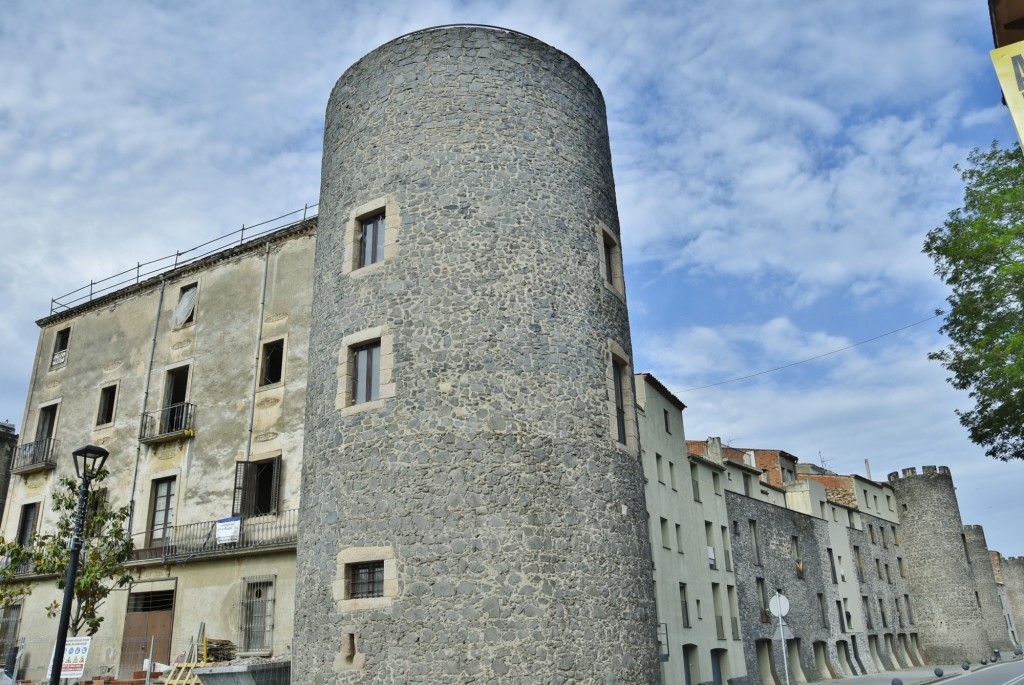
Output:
[
  {"xmin": 691, "ymin": 465, "xmax": 701, "ymax": 502},
  {"xmin": 891, "ymin": 525, "xmax": 899, "ymax": 545},
  {"xmin": 35, "ymin": 403, "xmax": 58, "ymax": 448},
  {"xmin": 679, "ymin": 584, "xmax": 691, "ymax": 628},
  {"xmin": 868, "ymin": 524, "xmax": 876, "ymax": 544},
  {"xmin": 0, "ymin": 604, "xmax": 21, "ymax": 666},
  {"xmin": 898, "ymin": 557, "xmax": 906, "ymax": 578},
  {"xmin": 742, "ymin": 474, "xmax": 752, "ymax": 497},
  {"xmin": 749, "ymin": 520, "xmax": 761, "ymax": 565},
  {"xmin": 705, "ymin": 521, "xmax": 716, "ymax": 569},
  {"xmin": 259, "ymin": 339, "xmax": 285, "ymax": 387},
  {"xmin": 173, "ymin": 284, "xmax": 198, "ymax": 328},
  {"xmin": 352, "ymin": 341, "xmax": 381, "ymax": 405},
  {"xmin": 233, "ymin": 456, "xmax": 282, "ymax": 517},
  {"xmin": 348, "ymin": 561, "xmax": 385, "ymax": 599},
  {"xmin": 669, "ymin": 461, "xmax": 678, "ymax": 490},
  {"xmin": 15, "ymin": 503, "xmax": 39, "ymax": 548},
  {"xmin": 876, "ymin": 558, "xmax": 883, "ymax": 579},
  {"xmin": 827, "ymin": 548, "xmax": 837, "ymax": 583},
  {"xmin": 239, "ymin": 576, "xmax": 275, "ymax": 653},
  {"xmin": 612, "ymin": 358, "xmax": 627, "ymax": 444},
  {"xmin": 598, "ymin": 223, "xmax": 624, "ymax": 295},
  {"xmin": 51, "ymin": 327, "xmax": 71, "ymax": 367},
  {"xmin": 756, "ymin": 578, "xmax": 767, "ymax": 611},
  {"xmin": 148, "ymin": 477, "xmax": 176, "ymax": 545},
  {"xmin": 96, "ymin": 384, "xmax": 117, "ymax": 426},
  {"xmin": 162, "ymin": 365, "xmax": 191, "ymax": 433},
  {"xmin": 656, "ymin": 454, "xmax": 665, "ymax": 484},
  {"xmin": 712, "ymin": 472, "xmax": 721, "ymax": 495},
  {"xmin": 663, "ymin": 409, "xmax": 671, "ymax": 434},
  {"xmin": 818, "ymin": 593, "xmax": 828, "ymax": 627},
  {"xmin": 358, "ymin": 213, "xmax": 386, "ymax": 268},
  {"xmin": 790, "ymin": 535, "xmax": 800, "ymax": 559},
  {"xmin": 676, "ymin": 524, "xmax": 685, "ymax": 552},
  {"xmin": 881, "ymin": 527, "xmax": 888, "ymax": 548}
]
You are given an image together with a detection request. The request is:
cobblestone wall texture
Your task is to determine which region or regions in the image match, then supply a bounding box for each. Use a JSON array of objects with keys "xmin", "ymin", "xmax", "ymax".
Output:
[
  {"xmin": 850, "ymin": 513, "xmax": 917, "ymax": 669},
  {"xmin": 1002, "ymin": 558, "xmax": 1024, "ymax": 647},
  {"xmin": 726, "ymin": 491, "xmax": 837, "ymax": 685},
  {"xmin": 887, "ymin": 467, "xmax": 989, "ymax": 662},
  {"xmin": 295, "ymin": 25, "xmax": 657, "ymax": 683},
  {"xmin": 964, "ymin": 525, "xmax": 1015, "ymax": 650}
]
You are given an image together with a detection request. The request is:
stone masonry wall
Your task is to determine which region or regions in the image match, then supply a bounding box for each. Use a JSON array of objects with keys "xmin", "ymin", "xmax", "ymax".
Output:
[
  {"xmin": 850, "ymin": 512, "xmax": 918, "ymax": 669},
  {"xmin": 1003, "ymin": 558, "xmax": 1024, "ymax": 648},
  {"xmin": 726, "ymin": 491, "xmax": 838, "ymax": 685},
  {"xmin": 887, "ymin": 467, "xmax": 989, "ymax": 662},
  {"xmin": 964, "ymin": 525, "xmax": 1015, "ymax": 651},
  {"xmin": 295, "ymin": 26, "xmax": 657, "ymax": 683}
]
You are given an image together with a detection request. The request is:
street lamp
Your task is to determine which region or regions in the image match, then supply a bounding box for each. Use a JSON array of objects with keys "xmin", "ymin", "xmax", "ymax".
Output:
[{"xmin": 48, "ymin": 445, "xmax": 109, "ymax": 685}]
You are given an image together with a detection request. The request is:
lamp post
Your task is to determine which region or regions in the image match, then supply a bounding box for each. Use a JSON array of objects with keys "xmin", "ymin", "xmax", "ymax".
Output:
[{"xmin": 48, "ymin": 445, "xmax": 108, "ymax": 685}]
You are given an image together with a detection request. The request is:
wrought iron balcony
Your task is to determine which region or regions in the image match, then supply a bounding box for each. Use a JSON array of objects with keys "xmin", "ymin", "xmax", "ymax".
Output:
[
  {"xmin": 139, "ymin": 403, "xmax": 196, "ymax": 443},
  {"xmin": 132, "ymin": 508, "xmax": 298, "ymax": 564},
  {"xmin": 12, "ymin": 439, "xmax": 57, "ymax": 475}
]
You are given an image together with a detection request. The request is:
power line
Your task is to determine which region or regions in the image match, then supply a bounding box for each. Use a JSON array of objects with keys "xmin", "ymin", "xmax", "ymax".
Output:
[{"xmin": 679, "ymin": 313, "xmax": 942, "ymax": 392}]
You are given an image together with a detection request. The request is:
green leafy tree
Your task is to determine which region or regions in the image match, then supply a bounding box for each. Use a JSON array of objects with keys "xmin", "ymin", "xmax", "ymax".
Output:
[
  {"xmin": 924, "ymin": 142, "xmax": 1024, "ymax": 461},
  {"xmin": 0, "ymin": 541, "xmax": 35, "ymax": 609},
  {"xmin": 31, "ymin": 473, "xmax": 134, "ymax": 636}
]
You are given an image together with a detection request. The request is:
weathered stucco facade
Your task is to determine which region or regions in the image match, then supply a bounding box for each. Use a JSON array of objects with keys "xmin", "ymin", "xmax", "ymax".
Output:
[{"xmin": 3, "ymin": 220, "xmax": 314, "ymax": 680}]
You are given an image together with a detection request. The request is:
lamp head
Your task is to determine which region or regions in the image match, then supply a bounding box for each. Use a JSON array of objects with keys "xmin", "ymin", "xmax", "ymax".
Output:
[{"xmin": 71, "ymin": 445, "xmax": 109, "ymax": 480}]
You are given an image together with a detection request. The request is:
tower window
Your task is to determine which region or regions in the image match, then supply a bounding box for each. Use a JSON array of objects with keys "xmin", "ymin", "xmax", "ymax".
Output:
[{"xmin": 358, "ymin": 213, "xmax": 385, "ymax": 268}]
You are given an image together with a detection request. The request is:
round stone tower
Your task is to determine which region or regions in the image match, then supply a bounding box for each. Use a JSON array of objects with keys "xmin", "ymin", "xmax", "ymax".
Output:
[
  {"xmin": 963, "ymin": 525, "xmax": 1015, "ymax": 651},
  {"xmin": 295, "ymin": 25, "xmax": 657, "ymax": 682},
  {"xmin": 887, "ymin": 466, "xmax": 989, "ymax": 662}
]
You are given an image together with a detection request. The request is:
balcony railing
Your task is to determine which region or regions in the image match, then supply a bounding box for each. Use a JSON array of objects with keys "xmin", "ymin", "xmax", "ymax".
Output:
[
  {"xmin": 139, "ymin": 403, "xmax": 196, "ymax": 443},
  {"xmin": 132, "ymin": 509, "xmax": 298, "ymax": 563},
  {"xmin": 12, "ymin": 439, "xmax": 57, "ymax": 475},
  {"xmin": 715, "ymin": 615, "xmax": 726, "ymax": 639}
]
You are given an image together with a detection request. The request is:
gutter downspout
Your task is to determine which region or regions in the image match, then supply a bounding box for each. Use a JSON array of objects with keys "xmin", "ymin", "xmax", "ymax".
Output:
[
  {"xmin": 244, "ymin": 243, "xmax": 272, "ymax": 463},
  {"xmin": 129, "ymin": 278, "xmax": 167, "ymax": 533}
]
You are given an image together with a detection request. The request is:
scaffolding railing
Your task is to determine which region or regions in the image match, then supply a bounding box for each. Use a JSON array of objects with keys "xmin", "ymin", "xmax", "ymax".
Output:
[{"xmin": 50, "ymin": 204, "xmax": 318, "ymax": 315}]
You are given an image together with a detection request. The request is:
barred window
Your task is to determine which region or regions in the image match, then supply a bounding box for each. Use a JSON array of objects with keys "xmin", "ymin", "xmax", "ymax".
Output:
[
  {"xmin": 239, "ymin": 576, "xmax": 275, "ymax": 653},
  {"xmin": 348, "ymin": 561, "xmax": 384, "ymax": 599}
]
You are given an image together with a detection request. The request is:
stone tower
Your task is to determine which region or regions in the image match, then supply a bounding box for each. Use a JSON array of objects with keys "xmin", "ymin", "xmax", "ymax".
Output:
[
  {"xmin": 295, "ymin": 25, "xmax": 657, "ymax": 682},
  {"xmin": 887, "ymin": 466, "xmax": 989, "ymax": 662},
  {"xmin": 963, "ymin": 525, "xmax": 1015, "ymax": 651}
]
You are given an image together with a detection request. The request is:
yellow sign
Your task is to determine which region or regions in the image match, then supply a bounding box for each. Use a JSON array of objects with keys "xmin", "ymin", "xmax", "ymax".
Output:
[{"xmin": 991, "ymin": 41, "xmax": 1024, "ymax": 148}]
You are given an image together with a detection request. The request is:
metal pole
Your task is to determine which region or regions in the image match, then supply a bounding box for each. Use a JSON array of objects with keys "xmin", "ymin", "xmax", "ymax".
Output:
[
  {"xmin": 48, "ymin": 474, "xmax": 91, "ymax": 685},
  {"xmin": 777, "ymin": 590, "xmax": 791, "ymax": 685}
]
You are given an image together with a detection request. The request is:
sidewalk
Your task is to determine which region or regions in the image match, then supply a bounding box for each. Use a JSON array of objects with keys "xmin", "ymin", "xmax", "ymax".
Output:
[{"xmin": 803, "ymin": 665, "xmax": 963, "ymax": 685}]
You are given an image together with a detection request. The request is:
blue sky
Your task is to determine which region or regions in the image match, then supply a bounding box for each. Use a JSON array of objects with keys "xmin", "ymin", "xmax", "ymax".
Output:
[{"xmin": 2, "ymin": 1, "xmax": 1023, "ymax": 553}]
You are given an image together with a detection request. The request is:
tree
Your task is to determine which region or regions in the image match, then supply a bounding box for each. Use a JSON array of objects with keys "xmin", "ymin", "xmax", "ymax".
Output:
[
  {"xmin": 924, "ymin": 142, "xmax": 1024, "ymax": 461},
  {"xmin": 29, "ymin": 472, "xmax": 134, "ymax": 636}
]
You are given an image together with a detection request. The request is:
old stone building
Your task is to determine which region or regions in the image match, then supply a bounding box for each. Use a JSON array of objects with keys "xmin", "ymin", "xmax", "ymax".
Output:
[{"xmin": 2, "ymin": 217, "xmax": 315, "ymax": 680}]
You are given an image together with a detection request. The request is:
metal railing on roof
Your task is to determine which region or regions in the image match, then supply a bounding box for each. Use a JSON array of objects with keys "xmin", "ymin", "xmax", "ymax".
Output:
[{"xmin": 50, "ymin": 204, "xmax": 318, "ymax": 315}]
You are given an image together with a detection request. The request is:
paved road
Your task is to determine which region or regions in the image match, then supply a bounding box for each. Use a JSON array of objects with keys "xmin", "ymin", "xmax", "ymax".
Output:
[{"xmin": 803, "ymin": 657, "xmax": 1024, "ymax": 685}]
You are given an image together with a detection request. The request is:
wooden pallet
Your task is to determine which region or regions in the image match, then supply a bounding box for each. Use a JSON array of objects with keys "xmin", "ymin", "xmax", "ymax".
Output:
[{"xmin": 161, "ymin": 663, "xmax": 203, "ymax": 685}]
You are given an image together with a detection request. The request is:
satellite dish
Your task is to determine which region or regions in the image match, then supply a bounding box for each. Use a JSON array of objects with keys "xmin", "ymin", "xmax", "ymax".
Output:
[{"xmin": 769, "ymin": 594, "xmax": 790, "ymax": 617}]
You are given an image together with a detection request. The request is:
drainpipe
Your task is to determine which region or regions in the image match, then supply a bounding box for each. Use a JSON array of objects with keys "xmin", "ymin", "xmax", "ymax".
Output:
[
  {"xmin": 128, "ymin": 279, "xmax": 166, "ymax": 533},
  {"xmin": 244, "ymin": 243, "xmax": 272, "ymax": 463}
]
